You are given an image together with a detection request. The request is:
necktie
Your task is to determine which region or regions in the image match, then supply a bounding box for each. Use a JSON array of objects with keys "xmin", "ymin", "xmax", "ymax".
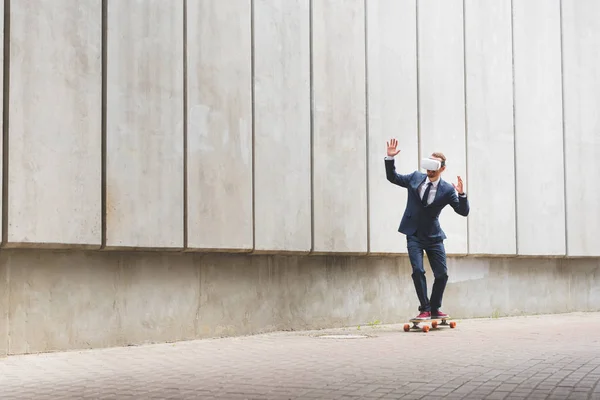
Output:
[{"xmin": 422, "ymin": 182, "xmax": 432, "ymax": 206}]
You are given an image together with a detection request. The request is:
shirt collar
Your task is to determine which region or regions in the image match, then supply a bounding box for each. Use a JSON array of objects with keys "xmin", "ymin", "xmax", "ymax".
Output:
[{"xmin": 427, "ymin": 176, "xmax": 441, "ymax": 187}]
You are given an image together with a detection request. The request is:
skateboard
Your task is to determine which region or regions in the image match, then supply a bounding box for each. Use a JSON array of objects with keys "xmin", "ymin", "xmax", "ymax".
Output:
[{"xmin": 403, "ymin": 317, "xmax": 457, "ymax": 333}]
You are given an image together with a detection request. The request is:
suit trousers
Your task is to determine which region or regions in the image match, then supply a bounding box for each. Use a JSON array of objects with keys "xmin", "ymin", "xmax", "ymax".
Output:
[{"xmin": 406, "ymin": 235, "xmax": 448, "ymax": 312}]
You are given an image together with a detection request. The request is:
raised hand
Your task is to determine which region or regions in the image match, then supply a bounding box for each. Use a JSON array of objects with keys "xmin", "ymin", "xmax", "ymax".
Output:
[
  {"xmin": 386, "ymin": 138, "xmax": 401, "ymax": 157},
  {"xmin": 453, "ymin": 176, "xmax": 464, "ymax": 194}
]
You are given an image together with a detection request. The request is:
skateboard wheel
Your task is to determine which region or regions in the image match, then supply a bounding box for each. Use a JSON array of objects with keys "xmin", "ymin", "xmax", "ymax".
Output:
[
  {"xmin": 422, "ymin": 325, "xmax": 430, "ymax": 333},
  {"xmin": 403, "ymin": 324, "xmax": 410, "ymax": 332},
  {"xmin": 449, "ymin": 321, "xmax": 457, "ymax": 328},
  {"xmin": 431, "ymin": 321, "xmax": 438, "ymax": 329}
]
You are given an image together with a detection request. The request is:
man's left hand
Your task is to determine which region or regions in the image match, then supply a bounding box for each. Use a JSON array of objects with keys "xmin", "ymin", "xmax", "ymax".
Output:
[{"xmin": 453, "ymin": 176, "xmax": 465, "ymax": 195}]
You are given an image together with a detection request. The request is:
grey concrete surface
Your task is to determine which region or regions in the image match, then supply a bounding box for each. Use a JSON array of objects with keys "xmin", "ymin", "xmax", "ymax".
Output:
[
  {"xmin": 0, "ymin": 0, "xmax": 596, "ymax": 259},
  {"xmin": 562, "ymin": 0, "xmax": 600, "ymax": 257},
  {"xmin": 2, "ymin": 249, "xmax": 599, "ymax": 356},
  {"xmin": 513, "ymin": 0, "xmax": 566, "ymax": 256},
  {"xmin": 253, "ymin": 0, "xmax": 311, "ymax": 253},
  {"xmin": 417, "ymin": 0, "xmax": 468, "ymax": 255},
  {"xmin": 2, "ymin": 313, "xmax": 600, "ymax": 400},
  {"xmin": 0, "ymin": 256, "xmax": 7, "ymax": 356},
  {"xmin": 311, "ymin": 0, "xmax": 368, "ymax": 254},
  {"xmin": 8, "ymin": 1, "xmax": 102, "ymax": 247},
  {"xmin": 186, "ymin": 0, "xmax": 253, "ymax": 251},
  {"xmin": 366, "ymin": 0, "xmax": 418, "ymax": 255},
  {"xmin": 5, "ymin": 251, "xmax": 197, "ymax": 355},
  {"xmin": 465, "ymin": 0, "xmax": 517, "ymax": 256},
  {"xmin": 0, "ymin": 2, "xmax": 3, "ymax": 244},
  {"xmin": 105, "ymin": 0, "xmax": 184, "ymax": 249}
]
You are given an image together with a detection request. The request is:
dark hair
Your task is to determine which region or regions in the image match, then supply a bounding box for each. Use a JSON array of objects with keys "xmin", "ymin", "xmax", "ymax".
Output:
[{"xmin": 431, "ymin": 152, "xmax": 446, "ymax": 167}]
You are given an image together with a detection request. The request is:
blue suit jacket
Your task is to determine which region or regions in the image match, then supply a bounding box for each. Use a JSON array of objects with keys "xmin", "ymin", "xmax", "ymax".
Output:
[{"xmin": 385, "ymin": 158, "xmax": 469, "ymax": 241}]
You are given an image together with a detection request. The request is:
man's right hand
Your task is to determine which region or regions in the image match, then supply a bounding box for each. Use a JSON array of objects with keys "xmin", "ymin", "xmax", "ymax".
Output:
[{"xmin": 386, "ymin": 138, "xmax": 401, "ymax": 157}]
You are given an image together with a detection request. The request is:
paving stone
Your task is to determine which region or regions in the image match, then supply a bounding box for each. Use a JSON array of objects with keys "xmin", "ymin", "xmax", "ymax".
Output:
[{"xmin": 0, "ymin": 313, "xmax": 599, "ymax": 399}]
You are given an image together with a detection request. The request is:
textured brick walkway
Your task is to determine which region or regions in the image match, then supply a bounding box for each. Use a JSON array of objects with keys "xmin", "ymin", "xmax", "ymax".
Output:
[{"xmin": 1, "ymin": 312, "xmax": 600, "ymax": 399}]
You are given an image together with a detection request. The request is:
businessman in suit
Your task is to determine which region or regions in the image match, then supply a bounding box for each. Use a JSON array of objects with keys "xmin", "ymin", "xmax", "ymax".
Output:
[{"xmin": 384, "ymin": 138, "xmax": 469, "ymax": 320}]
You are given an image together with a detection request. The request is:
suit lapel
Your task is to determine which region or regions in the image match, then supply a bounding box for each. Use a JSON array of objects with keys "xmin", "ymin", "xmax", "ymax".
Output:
[
  {"xmin": 412, "ymin": 175, "xmax": 427, "ymax": 197},
  {"xmin": 432, "ymin": 179, "xmax": 443, "ymax": 205}
]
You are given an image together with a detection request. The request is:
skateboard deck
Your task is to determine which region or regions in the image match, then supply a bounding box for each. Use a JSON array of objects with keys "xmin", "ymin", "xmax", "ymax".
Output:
[{"xmin": 403, "ymin": 317, "xmax": 457, "ymax": 333}]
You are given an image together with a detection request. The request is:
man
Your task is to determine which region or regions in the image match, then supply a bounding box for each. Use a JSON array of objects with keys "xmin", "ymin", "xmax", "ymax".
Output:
[{"xmin": 384, "ymin": 138, "xmax": 469, "ymax": 321}]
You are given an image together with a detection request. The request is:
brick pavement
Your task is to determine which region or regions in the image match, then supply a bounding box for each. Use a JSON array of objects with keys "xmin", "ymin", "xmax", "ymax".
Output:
[{"xmin": 1, "ymin": 312, "xmax": 600, "ymax": 400}]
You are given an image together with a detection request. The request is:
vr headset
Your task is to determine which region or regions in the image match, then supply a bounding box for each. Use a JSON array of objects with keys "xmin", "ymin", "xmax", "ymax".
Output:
[{"xmin": 420, "ymin": 158, "xmax": 445, "ymax": 171}]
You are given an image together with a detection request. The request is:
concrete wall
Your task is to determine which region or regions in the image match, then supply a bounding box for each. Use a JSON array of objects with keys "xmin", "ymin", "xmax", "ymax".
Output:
[
  {"xmin": 253, "ymin": 0, "xmax": 311, "ymax": 253},
  {"xmin": 186, "ymin": 0, "xmax": 253, "ymax": 251},
  {"xmin": 366, "ymin": 0, "xmax": 418, "ymax": 255},
  {"xmin": 1, "ymin": 250, "xmax": 599, "ymax": 355},
  {"xmin": 8, "ymin": 1, "xmax": 102, "ymax": 247},
  {"xmin": 106, "ymin": 0, "xmax": 184, "ymax": 249},
  {"xmin": 3, "ymin": 0, "xmax": 598, "ymax": 257},
  {"xmin": 465, "ymin": 0, "xmax": 516, "ymax": 256},
  {"xmin": 513, "ymin": 0, "xmax": 566, "ymax": 256},
  {"xmin": 561, "ymin": 0, "xmax": 600, "ymax": 257},
  {"xmin": 0, "ymin": 0, "xmax": 599, "ymax": 355},
  {"xmin": 311, "ymin": 0, "xmax": 368, "ymax": 254}
]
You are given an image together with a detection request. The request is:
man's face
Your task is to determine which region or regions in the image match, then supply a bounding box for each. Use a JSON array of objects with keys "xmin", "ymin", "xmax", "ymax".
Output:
[{"xmin": 427, "ymin": 156, "xmax": 445, "ymax": 180}]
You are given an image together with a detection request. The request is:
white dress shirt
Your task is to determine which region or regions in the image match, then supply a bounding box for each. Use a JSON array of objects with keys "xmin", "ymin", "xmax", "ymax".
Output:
[{"xmin": 419, "ymin": 178, "xmax": 440, "ymax": 205}]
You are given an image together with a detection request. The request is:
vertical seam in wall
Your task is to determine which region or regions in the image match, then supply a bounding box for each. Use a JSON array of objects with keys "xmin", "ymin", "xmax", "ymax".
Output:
[
  {"xmin": 462, "ymin": 0, "xmax": 469, "ymax": 255},
  {"xmin": 183, "ymin": 0, "xmax": 188, "ymax": 250},
  {"xmin": 100, "ymin": 0, "xmax": 107, "ymax": 249},
  {"xmin": 309, "ymin": 0, "xmax": 314, "ymax": 253},
  {"xmin": 2, "ymin": 0, "xmax": 9, "ymax": 353},
  {"xmin": 415, "ymin": 0, "xmax": 421, "ymax": 167},
  {"xmin": 364, "ymin": 0, "xmax": 370, "ymax": 254},
  {"xmin": 1, "ymin": 0, "xmax": 10, "ymax": 247},
  {"xmin": 250, "ymin": 0, "xmax": 256, "ymax": 252},
  {"xmin": 558, "ymin": 0, "xmax": 568, "ymax": 256},
  {"xmin": 510, "ymin": 0, "xmax": 519, "ymax": 255}
]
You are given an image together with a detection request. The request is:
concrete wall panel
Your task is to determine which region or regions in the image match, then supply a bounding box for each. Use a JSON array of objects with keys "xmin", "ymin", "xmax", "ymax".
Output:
[
  {"xmin": 6, "ymin": 251, "xmax": 199, "ymax": 354},
  {"xmin": 447, "ymin": 258, "xmax": 600, "ymax": 318},
  {"xmin": 3, "ymin": 250, "xmax": 600, "ymax": 355},
  {"xmin": 8, "ymin": 1, "xmax": 101, "ymax": 247},
  {"xmin": 186, "ymin": 0, "xmax": 253, "ymax": 251},
  {"xmin": 418, "ymin": 0, "xmax": 468, "ymax": 254},
  {"xmin": 367, "ymin": 0, "xmax": 418, "ymax": 254},
  {"xmin": 105, "ymin": 0, "xmax": 184, "ymax": 249},
  {"xmin": 464, "ymin": 0, "xmax": 516, "ymax": 255},
  {"xmin": 0, "ymin": 255, "xmax": 6, "ymax": 356},
  {"xmin": 114, "ymin": 253, "xmax": 199, "ymax": 346},
  {"xmin": 253, "ymin": 0, "xmax": 311, "ymax": 253},
  {"xmin": 0, "ymin": 3, "xmax": 3, "ymax": 245},
  {"xmin": 513, "ymin": 0, "xmax": 565, "ymax": 256},
  {"xmin": 7, "ymin": 251, "xmax": 120, "ymax": 354},
  {"xmin": 312, "ymin": 0, "xmax": 367, "ymax": 253},
  {"xmin": 561, "ymin": 0, "xmax": 600, "ymax": 256}
]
